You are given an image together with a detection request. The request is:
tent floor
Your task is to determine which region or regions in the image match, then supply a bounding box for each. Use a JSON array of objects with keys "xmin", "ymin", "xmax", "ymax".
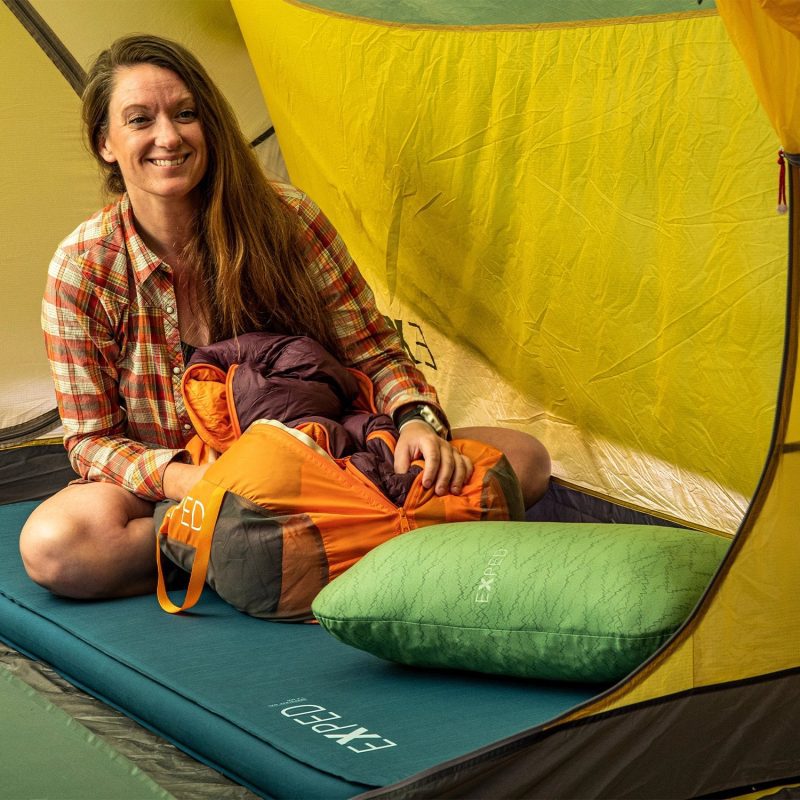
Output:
[
  {"xmin": 0, "ymin": 656, "xmax": 173, "ymax": 800},
  {"xmin": 0, "ymin": 642, "xmax": 258, "ymax": 799}
]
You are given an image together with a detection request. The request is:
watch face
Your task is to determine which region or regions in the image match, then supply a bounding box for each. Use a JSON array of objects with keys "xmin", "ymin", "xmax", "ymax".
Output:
[
  {"xmin": 397, "ymin": 404, "xmax": 448, "ymax": 438},
  {"xmin": 419, "ymin": 405, "xmax": 445, "ymax": 435}
]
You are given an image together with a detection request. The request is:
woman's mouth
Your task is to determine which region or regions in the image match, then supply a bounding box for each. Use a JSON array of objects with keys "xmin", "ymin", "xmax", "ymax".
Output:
[{"xmin": 150, "ymin": 154, "xmax": 189, "ymax": 167}]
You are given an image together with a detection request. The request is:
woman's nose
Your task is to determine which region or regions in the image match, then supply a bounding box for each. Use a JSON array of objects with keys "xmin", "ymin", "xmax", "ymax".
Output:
[{"xmin": 154, "ymin": 117, "xmax": 182, "ymax": 149}]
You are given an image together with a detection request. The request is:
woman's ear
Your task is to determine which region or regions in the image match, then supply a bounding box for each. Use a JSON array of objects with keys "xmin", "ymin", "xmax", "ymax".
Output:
[{"xmin": 98, "ymin": 135, "xmax": 117, "ymax": 164}]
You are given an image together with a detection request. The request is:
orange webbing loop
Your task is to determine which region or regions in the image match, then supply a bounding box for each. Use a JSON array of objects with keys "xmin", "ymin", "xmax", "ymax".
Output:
[{"xmin": 155, "ymin": 482, "xmax": 227, "ymax": 614}]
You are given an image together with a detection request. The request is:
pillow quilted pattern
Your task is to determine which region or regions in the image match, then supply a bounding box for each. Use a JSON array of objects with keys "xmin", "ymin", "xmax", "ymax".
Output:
[{"xmin": 312, "ymin": 521, "xmax": 729, "ymax": 683}]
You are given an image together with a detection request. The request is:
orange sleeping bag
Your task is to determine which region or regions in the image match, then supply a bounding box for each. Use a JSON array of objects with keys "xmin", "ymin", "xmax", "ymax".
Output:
[{"xmin": 155, "ymin": 333, "xmax": 524, "ymax": 621}]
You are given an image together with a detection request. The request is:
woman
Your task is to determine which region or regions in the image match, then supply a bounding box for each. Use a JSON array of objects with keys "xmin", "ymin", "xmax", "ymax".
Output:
[{"xmin": 21, "ymin": 35, "xmax": 550, "ymax": 600}]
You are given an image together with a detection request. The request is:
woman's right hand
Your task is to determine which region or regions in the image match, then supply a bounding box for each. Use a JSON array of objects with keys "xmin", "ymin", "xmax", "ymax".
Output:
[
  {"xmin": 394, "ymin": 420, "xmax": 473, "ymax": 496},
  {"xmin": 162, "ymin": 461, "xmax": 212, "ymax": 501}
]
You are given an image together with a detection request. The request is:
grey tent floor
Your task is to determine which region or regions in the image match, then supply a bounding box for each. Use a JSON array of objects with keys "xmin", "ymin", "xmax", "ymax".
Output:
[{"xmin": 0, "ymin": 642, "xmax": 260, "ymax": 800}]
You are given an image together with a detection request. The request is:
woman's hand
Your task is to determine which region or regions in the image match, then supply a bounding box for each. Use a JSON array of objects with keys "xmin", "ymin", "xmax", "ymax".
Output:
[
  {"xmin": 162, "ymin": 448, "xmax": 220, "ymax": 501},
  {"xmin": 394, "ymin": 421, "xmax": 473, "ymax": 496},
  {"xmin": 162, "ymin": 461, "xmax": 212, "ymax": 501}
]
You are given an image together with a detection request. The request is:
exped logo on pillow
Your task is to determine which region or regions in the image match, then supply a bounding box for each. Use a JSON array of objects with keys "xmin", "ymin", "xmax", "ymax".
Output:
[{"xmin": 474, "ymin": 548, "xmax": 509, "ymax": 604}]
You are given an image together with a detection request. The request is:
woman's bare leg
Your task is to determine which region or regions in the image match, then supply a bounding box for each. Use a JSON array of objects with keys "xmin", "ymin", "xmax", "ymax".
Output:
[
  {"xmin": 452, "ymin": 426, "xmax": 551, "ymax": 508},
  {"xmin": 19, "ymin": 482, "xmax": 157, "ymax": 599}
]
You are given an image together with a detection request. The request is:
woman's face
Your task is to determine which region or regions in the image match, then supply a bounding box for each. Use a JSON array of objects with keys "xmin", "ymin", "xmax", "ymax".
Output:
[{"xmin": 99, "ymin": 63, "xmax": 208, "ymax": 211}]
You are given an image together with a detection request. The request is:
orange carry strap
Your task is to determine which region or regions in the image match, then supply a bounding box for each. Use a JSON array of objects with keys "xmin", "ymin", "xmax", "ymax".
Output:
[{"xmin": 156, "ymin": 481, "xmax": 227, "ymax": 614}]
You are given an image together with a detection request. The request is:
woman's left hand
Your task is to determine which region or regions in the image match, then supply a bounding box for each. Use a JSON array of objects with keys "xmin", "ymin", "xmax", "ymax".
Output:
[{"xmin": 393, "ymin": 421, "xmax": 473, "ymax": 496}]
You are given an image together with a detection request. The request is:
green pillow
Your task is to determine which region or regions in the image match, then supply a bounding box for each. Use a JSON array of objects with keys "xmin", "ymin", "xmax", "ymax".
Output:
[{"xmin": 312, "ymin": 521, "xmax": 729, "ymax": 683}]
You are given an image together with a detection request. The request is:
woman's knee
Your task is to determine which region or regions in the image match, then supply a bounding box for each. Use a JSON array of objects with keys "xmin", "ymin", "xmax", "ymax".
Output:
[
  {"xmin": 18, "ymin": 483, "xmax": 155, "ymax": 598},
  {"xmin": 493, "ymin": 430, "xmax": 550, "ymax": 507},
  {"xmin": 513, "ymin": 434, "xmax": 551, "ymax": 507},
  {"xmin": 452, "ymin": 425, "xmax": 551, "ymax": 508},
  {"xmin": 19, "ymin": 507, "xmax": 81, "ymax": 592}
]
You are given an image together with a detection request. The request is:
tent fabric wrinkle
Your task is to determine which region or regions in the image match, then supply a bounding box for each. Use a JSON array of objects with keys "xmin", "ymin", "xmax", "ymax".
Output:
[{"xmin": 716, "ymin": 0, "xmax": 800, "ymax": 152}]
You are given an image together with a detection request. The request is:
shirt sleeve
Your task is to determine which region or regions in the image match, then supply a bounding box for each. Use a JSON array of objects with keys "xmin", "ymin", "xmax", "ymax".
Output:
[
  {"xmin": 42, "ymin": 248, "xmax": 188, "ymax": 500},
  {"xmin": 292, "ymin": 191, "xmax": 447, "ymax": 422}
]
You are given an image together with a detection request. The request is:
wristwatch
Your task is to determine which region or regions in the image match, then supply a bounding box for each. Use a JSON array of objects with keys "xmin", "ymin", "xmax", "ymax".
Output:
[{"xmin": 395, "ymin": 404, "xmax": 450, "ymax": 440}]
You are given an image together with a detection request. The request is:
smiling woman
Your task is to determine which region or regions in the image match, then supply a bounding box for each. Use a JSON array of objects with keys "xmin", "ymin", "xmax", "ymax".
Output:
[
  {"xmin": 97, "ymin": 65, "xmax": 208, "ymax": 219},
  {"xmin": 19, "ymin": 33, "xmax": 549, "ymax": 602}
]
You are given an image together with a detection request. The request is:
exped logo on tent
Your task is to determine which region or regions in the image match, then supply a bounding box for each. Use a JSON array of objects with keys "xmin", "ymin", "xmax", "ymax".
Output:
[
  {"xmin": 280, "ymin": 704, "xmax": 397, "ymax": 753},
  {"xmin": 474, "ymin": 548, "xmax": 509, "ymax": 604}
]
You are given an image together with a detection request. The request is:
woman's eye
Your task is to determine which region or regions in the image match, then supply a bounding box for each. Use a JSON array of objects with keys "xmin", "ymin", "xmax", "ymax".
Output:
[
  {"xmin": 127, "ymin": 115, "xmax": 149, "ymax": 126},
  {"xmin": 177, "ymin": 109, "xmax": 197, "ymax": 121}
]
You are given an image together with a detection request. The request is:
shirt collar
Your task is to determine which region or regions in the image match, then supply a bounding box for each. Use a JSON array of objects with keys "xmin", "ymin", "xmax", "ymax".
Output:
[{"xmin": 119, "ymin": 193, "xmax": 168, "ymax": 285}]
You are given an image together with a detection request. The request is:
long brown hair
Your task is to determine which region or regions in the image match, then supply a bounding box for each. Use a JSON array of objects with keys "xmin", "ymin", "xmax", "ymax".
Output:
[{"xmin": 82, "ymin": 34, "xmax": 342, "ymax": 356}]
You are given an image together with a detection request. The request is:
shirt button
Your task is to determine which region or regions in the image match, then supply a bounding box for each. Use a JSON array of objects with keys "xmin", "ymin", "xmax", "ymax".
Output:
[
  {"xmin": 183, "ymin": 423, "xmax": 192, "ymax": 431},
  {"xmin": 173, "ymin": 366, "xmax": 181, "ymax": 375},
  {"xmin": 166, "ymin": 305, "xmax": 175, "ymax": 314}
]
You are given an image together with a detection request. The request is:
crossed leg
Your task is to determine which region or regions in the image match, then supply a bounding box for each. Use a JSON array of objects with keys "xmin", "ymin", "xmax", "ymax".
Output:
[
  {"xmin": 452, "ymin": 426, "xmax": 551, "ymax": 508},
  {"xmin": 19, "ymin": 481, "xmax": 156, "ymax": 599},
  {"xmin": 19, "ymin": 429, "xmax": 549, "ymax": 600}
]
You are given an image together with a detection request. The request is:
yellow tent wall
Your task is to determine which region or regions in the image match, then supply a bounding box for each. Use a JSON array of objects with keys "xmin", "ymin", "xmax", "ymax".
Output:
[{"xmin": 233, "ymin": 0, "xmax": 787, "ymax": 536}]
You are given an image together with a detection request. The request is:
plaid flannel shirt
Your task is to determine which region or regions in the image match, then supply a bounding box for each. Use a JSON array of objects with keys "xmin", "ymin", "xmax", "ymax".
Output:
[{"xmin": 42, "ymin": 184, "xmax": 441, "ymax": 500}]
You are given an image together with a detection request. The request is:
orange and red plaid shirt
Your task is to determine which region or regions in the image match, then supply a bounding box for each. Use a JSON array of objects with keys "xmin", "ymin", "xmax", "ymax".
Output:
[{"xmin": 42, "ymin": 184, "xmax": 440, "ymax": 500}]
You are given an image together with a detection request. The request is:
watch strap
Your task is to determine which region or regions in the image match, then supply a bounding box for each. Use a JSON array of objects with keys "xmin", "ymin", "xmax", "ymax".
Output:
[{"xmin": 395, "ymin": 404, "xmax": 450, "ymax": 440}]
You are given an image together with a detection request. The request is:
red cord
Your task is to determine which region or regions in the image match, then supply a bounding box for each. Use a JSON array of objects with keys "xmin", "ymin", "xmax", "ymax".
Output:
[{"xmin": 777, "ymin": 148, "xmax": 787, "ymax": 214}]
